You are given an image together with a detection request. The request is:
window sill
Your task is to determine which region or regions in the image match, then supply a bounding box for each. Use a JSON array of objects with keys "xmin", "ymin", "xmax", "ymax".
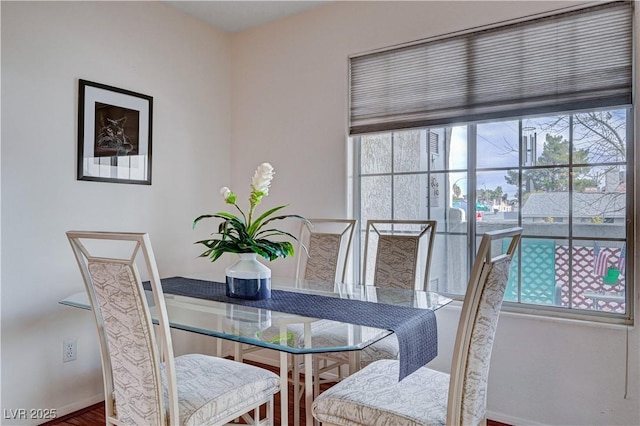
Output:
[{"xmin": 440, "ymin": 297, "xmax": 634, "ymax": 329}]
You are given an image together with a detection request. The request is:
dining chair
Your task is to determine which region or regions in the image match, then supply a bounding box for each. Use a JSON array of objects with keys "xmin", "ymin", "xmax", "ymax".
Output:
[
  {"xmin": 236, "ymin": 218, "xmax": 356, "ymax": 357},
  {"xmin": 236, "ymin": 218, "xmax": 356, "ymax": 355},
  {"xmin": 295, "ymin": 218, "xmax": 356, "ymax": 283},
  {"xmin": 312, "ymin": 219, "xmax": 438, "ymax": 381},
  {"xmin": 312, "ymin": 227, "xmax": 523, "ymax": 426},
  {"xmin": 239, "ymin": 218, "xmax": 357, "ymax": 410},
  {"xmin": 66, "ymin": 231, "xmax": 280, "ymax": 426},
  {"xmin": 363, "ymin": 219, "xmax": 437, "ymax": 291}
]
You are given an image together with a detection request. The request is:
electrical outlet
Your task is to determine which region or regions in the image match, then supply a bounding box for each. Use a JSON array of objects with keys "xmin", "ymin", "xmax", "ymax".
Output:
[{"xmin": 63, "ymin": 339, "xmax": 77, "ymax": 362}]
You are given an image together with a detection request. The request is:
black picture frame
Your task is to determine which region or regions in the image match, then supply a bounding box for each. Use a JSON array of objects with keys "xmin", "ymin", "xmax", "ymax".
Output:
[{"xmin": 77, "ymin": 79, "xmax": 153, "ymax": 185}]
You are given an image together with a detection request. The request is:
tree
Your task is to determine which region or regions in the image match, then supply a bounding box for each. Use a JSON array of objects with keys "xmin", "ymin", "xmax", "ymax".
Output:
[
  {"xmin": 492, "ymin": 186, "xmax": 503, "ymax": 202},
  {"xmin": 537, "ymin": 110, "xmax": 626, "ymax": 189},
  {"xmin": 570, "ymin": 110, "xmax": 626, "ymax": 163},
  {"xmin": 477, "ymin": 186, "xmax": 505, "ymax": 205},
  {"xmin": 505, "ymin": 134, "xmax": 595, "ymax": 194}
]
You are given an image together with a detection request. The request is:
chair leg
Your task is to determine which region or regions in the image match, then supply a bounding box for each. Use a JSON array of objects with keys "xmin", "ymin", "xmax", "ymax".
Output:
[
  {"xmin": 234, "ymin": 341, "xmax": 242, "ymax": 361},
  {"xmin": 313, "ymin": 355, "xmax": 321, "ymax": 398},
  {"xmin": 293, "ymin": 354, "xmax": 301, "ymax": 425},
  {"xmin": 267, "ymin": 396, "xmax": 274, "ymax": 426},
  {"xmin": 215, "ymin": 337, "xmax": 223, "ymax": 357}
]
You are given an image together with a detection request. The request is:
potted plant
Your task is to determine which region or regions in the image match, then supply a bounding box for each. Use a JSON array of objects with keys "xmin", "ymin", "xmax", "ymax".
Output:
[
  {"xmin": 602, "ymin": 266, "xmax": 621, "ymax": 286},
  {"xmin": 193, "ymin": 163, "xmax": 306, "ymax": 299}
]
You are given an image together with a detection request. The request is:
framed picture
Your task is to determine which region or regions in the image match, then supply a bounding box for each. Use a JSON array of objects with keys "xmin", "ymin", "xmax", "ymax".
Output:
[{"xmin": 77, "ymin": 79, "xmax": 153, "ymax": 184}]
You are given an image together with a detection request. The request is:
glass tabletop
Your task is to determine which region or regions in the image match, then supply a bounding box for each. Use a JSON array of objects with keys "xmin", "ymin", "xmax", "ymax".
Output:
[{"xmin": 60, "ymin": 276, "xmax": 451, "ymax": 355}]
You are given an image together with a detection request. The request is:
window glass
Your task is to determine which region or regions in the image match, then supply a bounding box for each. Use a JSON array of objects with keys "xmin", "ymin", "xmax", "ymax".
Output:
[
  {"xmin": 361, "ymin": 133, "xmax": 391, "ymax": 174},
  {"xmin": 477, "ymin": 120, "xmax": 519, "ymax": 168},
  {"xmin": 430, "ymin": 233, "xmax": 467, "ymax": 294},
  {"xmin": 522, "ymin": 115, "xmax": 571, "ymax": 166},
  {"xmin": 572, "ymin": 166, "xmax": 626, "ymax": 239},
  {"xmin": 360, "ymin": 176, "xmax": 392, "ymax": 224},
  {"xmin": 504, "ymin": 237, "xmax": 558, "ymax": 305},
  {"xmin": 519, "ymin": 167, "xmax": 570, "ymax": 237},
  {"xmin": 573, "ymin": 109, "xmax": 627, "ymax": 164},
  {"xmin": 355, "ymin": 107, "xmax": 630, "ymax": 319},
  {"xmin": 566, "ymin": 240, "xmax": 626, "ymax": 314},
  {"xmin": 438, "ymin": 172, "xmax": 468, "ymax": 232},
  {"xmin": 393, "ymin": 130, "xmax": 424, "ymax": 173},
  {"xmin": 393, "ymin": 174, "xmax": 427, "ymax": 220},
  {"xmin": 476, "ymin": 170, "xmax": 519, "ymax": 226},
  {"xmin": 447, "ymin": 126, "xmax": 467, "ymax": 171}
]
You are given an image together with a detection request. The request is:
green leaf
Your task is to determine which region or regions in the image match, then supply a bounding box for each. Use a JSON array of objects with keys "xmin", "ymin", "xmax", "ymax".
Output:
[
  {"xmin": 192, "ymin": 214, "xmax": 216, "ymax": 229},
  {"xmin": 247, "ymin": 205, "xmax": 288, "ymax": 235},
  {"xmin": 254, "ymin": 228, "xmax": 299, "ymax": 242},
  {"xmin": 193, "ymin": 212, "xmax": 245, "ymax": 229},
  {"xmin": 258, "ymin": 214, "xmax": 308, "ymax": 232},
  {"xmin": 193, "ymin": 204, "xmax": 307, "ymax": 263}
]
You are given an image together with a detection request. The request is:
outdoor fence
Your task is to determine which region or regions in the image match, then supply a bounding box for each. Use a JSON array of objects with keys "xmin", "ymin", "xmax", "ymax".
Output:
[{"xmin": 504, "ymin": 241, "xmax": 625, "ymax": 313}]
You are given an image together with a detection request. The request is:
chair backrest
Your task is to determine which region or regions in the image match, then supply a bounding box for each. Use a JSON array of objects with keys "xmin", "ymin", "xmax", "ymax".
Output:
[
  {"xmin": 66, "ymin": 231, "xmax": 179, "ymax": 426},
  {"xmin": 447, "ymin": 227, "xmax": 522, "ymax": 426},
  {"xmin": 295, "ymin": 218, "xmax": 356, "ymax": 283},
  {"xmin": 362, "ymin": 220, "xmax": 437, "ymax": 291}
]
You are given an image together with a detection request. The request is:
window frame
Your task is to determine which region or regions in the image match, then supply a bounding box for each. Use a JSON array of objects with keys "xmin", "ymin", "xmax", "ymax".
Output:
[{"xmin": 350, "ymin": 106, "xmax": 634, "ymax": 325}]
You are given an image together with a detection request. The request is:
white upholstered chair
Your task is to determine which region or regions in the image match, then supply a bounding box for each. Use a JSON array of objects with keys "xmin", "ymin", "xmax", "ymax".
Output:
[
  {"xmin": 313, "ymin": 219, "xmax": 438, "ymax": 380},
  {"xmin": 312, "ymin": 227, "xmax": 523, "ymax": 426},
  {"xmin": 67, "ymin": 231, "xmax": 279, "ymax": 426},
  {"xmin": 236, "ymin": 218, "xmax": 357, "ymax": 361},
  {"xmin": 295, "ymin": 218, "xmax": 356, "ymax": 283},
  {"xmin": 364, "ymin": 219, "xmax": 437, "ymax": 291}
]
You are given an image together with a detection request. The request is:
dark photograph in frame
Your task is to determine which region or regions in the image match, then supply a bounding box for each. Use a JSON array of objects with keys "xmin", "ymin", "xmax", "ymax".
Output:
[
  {"xmin": 77, "ymin": 79, "xmax": 153, "ymax": 184},
  {"xmin": 94, "ymin": 102, "xmax": 140, "ymax": 157}
]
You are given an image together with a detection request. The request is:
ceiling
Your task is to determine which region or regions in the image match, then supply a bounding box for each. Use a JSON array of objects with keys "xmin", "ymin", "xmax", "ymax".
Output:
[{"xmin": 164, "ymin": 1, "xmax": 330, "ymax": 33}]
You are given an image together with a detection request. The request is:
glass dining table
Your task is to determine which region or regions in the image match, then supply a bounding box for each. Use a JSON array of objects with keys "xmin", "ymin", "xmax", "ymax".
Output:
[{"xmin": 60, "ymin": 275, "xmax": 451, "ymax": 426}]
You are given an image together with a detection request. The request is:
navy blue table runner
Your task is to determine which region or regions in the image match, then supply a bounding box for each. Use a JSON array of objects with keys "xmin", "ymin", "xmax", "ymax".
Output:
[{"xmin": 150, "ymin": 276, "xmax": 437, "ymax": 380}]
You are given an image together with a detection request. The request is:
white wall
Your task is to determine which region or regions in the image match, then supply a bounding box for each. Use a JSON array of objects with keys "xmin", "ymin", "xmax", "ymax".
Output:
[
  {"xmin": 230, "ymin": 1, "xmax": 639, "ymax": 424},
  {"xmin": 1, "ymin": 1, "xmax": 231, "ymax": 422},
  {"xmin": 2, "ymin": 1, "xmax": 638, "ymax": 424}
]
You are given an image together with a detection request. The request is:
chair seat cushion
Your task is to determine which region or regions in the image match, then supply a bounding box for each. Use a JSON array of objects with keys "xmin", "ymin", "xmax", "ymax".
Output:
[
  {"xmin": 312, "ymin": 359, "xmax": 449, "ymax": 426},
  {"xmin": 163, "ymin": 354, "xmax": 279, "ymax": 426}
]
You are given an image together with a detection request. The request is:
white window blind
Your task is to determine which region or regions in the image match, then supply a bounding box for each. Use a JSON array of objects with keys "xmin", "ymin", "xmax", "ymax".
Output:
[{"xmin": 349, "ymin": 1, "xmax": 633, "ymax": 135}]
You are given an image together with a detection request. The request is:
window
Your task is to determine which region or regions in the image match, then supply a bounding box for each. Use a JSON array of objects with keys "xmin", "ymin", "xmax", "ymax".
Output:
[
  {"xmin": 354, "ymin": 107, "xmax": 631, "ymax": 319},
  {"xmin": 350, "ymin": 2, "xmax": 633, "ymax": 321}
]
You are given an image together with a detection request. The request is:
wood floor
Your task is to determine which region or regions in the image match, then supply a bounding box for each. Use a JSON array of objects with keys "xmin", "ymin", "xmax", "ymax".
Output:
[{"xmin": 42, "ymin": 360, "xmax": 511, "ymax": 426}]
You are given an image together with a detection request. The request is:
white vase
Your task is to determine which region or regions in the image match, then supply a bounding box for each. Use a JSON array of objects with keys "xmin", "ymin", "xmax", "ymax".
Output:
[{"xmin": 225, "ymin": 253, "xmax": 272, "ymax": 300}]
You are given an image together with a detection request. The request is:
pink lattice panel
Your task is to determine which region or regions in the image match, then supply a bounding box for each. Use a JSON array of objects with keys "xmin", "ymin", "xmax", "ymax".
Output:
[{"xmin": 555, "ymin": 245, "xmax": 626, "ymax": 313}]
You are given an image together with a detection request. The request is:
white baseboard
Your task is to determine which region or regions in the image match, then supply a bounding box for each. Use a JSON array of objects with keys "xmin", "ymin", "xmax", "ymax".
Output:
[
  {"xmin": 487, "ymin": 409, "xmax": 545, "ymax": 426},
  {"xmin": 55, "ymin": 394, "xmax": 104, "ymax": 421}
]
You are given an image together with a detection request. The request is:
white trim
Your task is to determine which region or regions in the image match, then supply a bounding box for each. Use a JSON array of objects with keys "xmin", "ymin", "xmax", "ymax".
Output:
[
  {"xmin": 53, "ymin": 393, "xmax": 105, "ymax": 426},
  {"xmin": 486, "ymin": 409, "xmax": 548, "ymax": 426}
]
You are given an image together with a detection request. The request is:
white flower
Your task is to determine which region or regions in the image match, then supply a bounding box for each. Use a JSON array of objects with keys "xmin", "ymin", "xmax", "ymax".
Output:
[
  {"xmin": 220, "ymin": 186, "xmax": 231, "ymax": 199},
  {"xmin": 251, "ymin": 162, "xmax": 275, "ymax": 195},
  {"xmin": 220, "ymin": 186, "xmax": 236, "ymax": 204}
]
